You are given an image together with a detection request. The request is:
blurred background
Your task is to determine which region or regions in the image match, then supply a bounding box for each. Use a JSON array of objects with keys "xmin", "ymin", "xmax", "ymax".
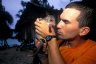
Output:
[
  {"xmin": 0, "ymin": 0, "xmax": 70, "ymax": 47},
  {"xmin": 1, "ymin": 0, "xmax": 96, "ymax": 64}
]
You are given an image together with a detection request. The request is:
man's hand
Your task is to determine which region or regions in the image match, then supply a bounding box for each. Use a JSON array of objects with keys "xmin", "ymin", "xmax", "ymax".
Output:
[{"xmin": 34, "ymin": 18, "xmax": 55, "ymax": 38}]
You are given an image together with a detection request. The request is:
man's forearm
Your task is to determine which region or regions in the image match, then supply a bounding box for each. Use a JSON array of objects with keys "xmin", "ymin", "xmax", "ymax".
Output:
[
  {"xmin": 48, "ymin": 48, "xmax": 53, "ymax": 64},
  {"xmin": 47, "ymin": 38, "xmax": 65, "ymax": 64}
]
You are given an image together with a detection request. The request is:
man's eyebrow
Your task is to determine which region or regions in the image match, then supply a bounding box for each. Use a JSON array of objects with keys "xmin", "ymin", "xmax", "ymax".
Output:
[{"xmin": 62, "ymin": 19, "xmax": 70, "ymax": 23}]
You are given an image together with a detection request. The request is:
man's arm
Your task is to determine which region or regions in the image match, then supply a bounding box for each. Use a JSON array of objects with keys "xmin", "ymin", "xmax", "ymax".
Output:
[{"xmin": 47, "ymin": 38, "xmax": 65, "ymax": 64}]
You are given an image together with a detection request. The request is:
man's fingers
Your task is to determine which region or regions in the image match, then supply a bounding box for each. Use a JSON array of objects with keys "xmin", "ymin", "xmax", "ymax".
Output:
[
  {"xmin": 35, "ymin": 29, "xmax": 42, "ymax": 36},
  {"xmin": 35, "ymin": 26, "xmax": 43, "ymax": 34},
  {"xmin": 35, "ymin": 25, "xmax": 45, "ymax": 37}
]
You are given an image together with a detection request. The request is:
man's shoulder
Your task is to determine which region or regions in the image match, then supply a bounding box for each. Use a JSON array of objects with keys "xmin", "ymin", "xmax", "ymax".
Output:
[
  {"xmin": 85, "ymin": 39, "xmax": 96, "ymax": 53},
  {"xmin": 86, "ymin": 39, "xmax": 96, "ymax": 49},
  {"xmin": 77, "ymin": 39, "xmax": 96, "ymax": 62},
  {"xmin": 87, "ymin": 39, "xmax": 96, "ymax": 46}
]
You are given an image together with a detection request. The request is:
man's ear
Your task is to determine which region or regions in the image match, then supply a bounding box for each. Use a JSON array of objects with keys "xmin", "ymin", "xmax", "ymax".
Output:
[{"xmin": 79, "ymin": 27, "xmax": 90, "ymax": 36}]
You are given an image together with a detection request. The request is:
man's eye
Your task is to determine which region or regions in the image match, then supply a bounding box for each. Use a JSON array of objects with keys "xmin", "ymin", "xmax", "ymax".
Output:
[{"xmin": 63, "ymin": 20, "xmax": 69, "ymax": 24}]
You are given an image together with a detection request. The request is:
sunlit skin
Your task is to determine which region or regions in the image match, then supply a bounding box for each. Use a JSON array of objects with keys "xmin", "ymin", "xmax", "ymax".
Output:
[
  {"xmin": 35, "ymin": 16, "xmax": 56, "ymax": 38},
  {"xmin": 57, "ymin": 8, "xmax": 81, "ymax": 40},
  {"xmin": 57, "ymin": 8, "xmax": 90, "ymax": 48}
]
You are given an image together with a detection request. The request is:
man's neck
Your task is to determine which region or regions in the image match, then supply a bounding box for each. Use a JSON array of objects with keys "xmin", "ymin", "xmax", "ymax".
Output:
[{"xmin": 63, "ymin": 38, "xmax": 87, "ymax": 48}]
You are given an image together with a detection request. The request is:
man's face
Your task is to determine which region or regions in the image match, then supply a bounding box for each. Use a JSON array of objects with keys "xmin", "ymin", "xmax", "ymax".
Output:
[{"xmin": 57, "ymin": 8, "xmax": 81, "ymax": 40}]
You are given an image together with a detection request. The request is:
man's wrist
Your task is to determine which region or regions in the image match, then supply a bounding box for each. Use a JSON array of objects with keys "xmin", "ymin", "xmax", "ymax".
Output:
[{"xmin": 45, "ymin": 35, "xmax": 56, "ymax": 42}]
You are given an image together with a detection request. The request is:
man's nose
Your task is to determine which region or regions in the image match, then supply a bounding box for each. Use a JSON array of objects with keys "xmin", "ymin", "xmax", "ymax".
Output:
[{"xmin": 57, "ymin": 20, "xmax": 63, "ymax": 28}]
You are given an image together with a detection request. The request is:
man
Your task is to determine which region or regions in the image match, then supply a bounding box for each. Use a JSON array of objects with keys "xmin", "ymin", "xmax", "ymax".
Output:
[{"xmin": 35, "ymin": 1, "xmax": 96, "ymax": 64}]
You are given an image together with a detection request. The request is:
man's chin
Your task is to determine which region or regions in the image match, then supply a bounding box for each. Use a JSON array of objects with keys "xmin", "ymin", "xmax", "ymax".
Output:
[
  {"xmin": 57, "ymin": 36, "xmax": 69, "ymax": 40},
  {"xmin": 57, "ymin": 36, "xmax": 64, "ymax": 40}
]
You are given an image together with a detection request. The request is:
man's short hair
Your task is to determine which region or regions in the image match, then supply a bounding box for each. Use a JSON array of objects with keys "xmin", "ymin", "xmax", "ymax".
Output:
[
  {"xmin": 65, "ymin": 1, "xmax": 96, "ymax": 28},
  {"xmin": 65, "ymin": 1, "xmax": 96, "ymax": 40}
]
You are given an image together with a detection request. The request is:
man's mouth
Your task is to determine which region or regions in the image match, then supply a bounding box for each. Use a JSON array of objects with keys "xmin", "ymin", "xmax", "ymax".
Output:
[{"xmin": 57, "ymin": 31, "xmax": 61, "ymax": 35}]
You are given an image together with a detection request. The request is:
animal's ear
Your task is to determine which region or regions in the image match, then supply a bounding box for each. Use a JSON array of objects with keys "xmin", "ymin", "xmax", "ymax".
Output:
[{"xmin": 79, "ymin": 27, "xmax": 90, "ymax": 36}]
